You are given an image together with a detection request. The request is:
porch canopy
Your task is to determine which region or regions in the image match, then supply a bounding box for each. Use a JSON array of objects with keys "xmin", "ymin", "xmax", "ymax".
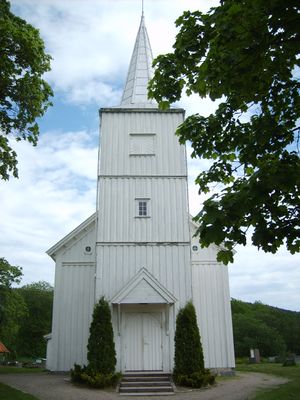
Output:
[
  {"xmin": 111, "ymin": 268, "xmax": 177, "ymax": 336},
  {"xmin": 111, "ymin": 268, "xmax": 177, "ymax": 305}
]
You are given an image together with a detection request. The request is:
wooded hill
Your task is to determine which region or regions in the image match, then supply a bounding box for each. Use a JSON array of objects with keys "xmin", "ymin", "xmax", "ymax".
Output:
[
  {"xmin": 231, "ymin": 299, "xmax": 300, "ymax": 357},
  {"xmin": 1, "ymin": 276, "xmax": 299, "ymax": 360}
]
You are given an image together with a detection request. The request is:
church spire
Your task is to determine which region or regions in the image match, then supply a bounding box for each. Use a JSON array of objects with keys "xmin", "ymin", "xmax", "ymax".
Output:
[{"xmin": 120, "ymin": 13, "xmax": 157, "ymax": 107}]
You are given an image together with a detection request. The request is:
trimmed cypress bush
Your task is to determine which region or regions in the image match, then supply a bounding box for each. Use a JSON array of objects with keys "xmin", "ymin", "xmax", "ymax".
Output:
[
  {"xmin": 87, "ymin": 297, "xmax": 116, "ymax": 374},
  {"xmin": 174, "ymin": 301, "xmax": 204, "ymax": 376},
  {"xmin": 70, "ymin": 364, "xmax": 121, "ymax": 388},
  {"xmin": 173, "ymin": 302, "xmax": 215, "ymax": 388}
]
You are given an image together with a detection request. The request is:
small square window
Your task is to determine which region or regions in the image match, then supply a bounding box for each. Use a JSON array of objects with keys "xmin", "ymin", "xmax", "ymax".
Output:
[
  {"xmin": 139, "ymin": 201, "xmax": 147, "ymax": 216},
  {"xmin": 135, "ymin": 198, "xmax": 150, "ymax": 218}
]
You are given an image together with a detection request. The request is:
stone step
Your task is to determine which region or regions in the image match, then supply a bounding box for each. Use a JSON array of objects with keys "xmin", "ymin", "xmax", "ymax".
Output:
[
  {"xmin": 124, "ymin": 372, "xmax": 170, "ymax": 378},
  {"xmin": 120, "ymin": 386, "xmax": 173, "ymax": 393},
  {"xmin": 120, "ymin": 392, "xmax": 174, "ymax": 396},
  {"xmin": 119, "ymin": 372, "xmax": 174, "ymax": 396},
  {"xmin": 123, "ymin": 376, "xmax": 170, "ymax": 382},
  {"xmin": 121, "ymin": 381, "xmax": 172, "ymax": 387}
]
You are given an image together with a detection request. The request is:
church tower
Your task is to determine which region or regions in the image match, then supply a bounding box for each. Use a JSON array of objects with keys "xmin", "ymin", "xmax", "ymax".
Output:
[
  {"xmin": 95, "ymin": 14, "xmax": 191, "ymax": 372},
  {"xmin": 46, "ymin": 12, "xmax": 235, "ymax": 374}
]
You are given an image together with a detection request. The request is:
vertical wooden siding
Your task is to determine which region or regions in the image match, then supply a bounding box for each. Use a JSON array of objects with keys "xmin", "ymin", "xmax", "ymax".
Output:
[
  {"xmin": 97, "ymin": 177, "xmax": 189, "ymax": 242},
  {"xmin": 192, "ymin": 263, "xmax": 235, "ymax": 369},
  {"xmin": 48, "ymin": 262, "xmax": 95, "ymax": 371},
  {"xmin": 99, "ymin": 110, "xmax": 186, "ymax": 176},
  {"xmin": 96, "ymin": 244, "xmax": 191, "ymax": 307}
]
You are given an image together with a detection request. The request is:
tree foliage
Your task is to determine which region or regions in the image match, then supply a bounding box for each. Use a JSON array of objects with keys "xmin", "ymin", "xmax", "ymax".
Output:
[
  {"xmin": 174, "ymin": 301, "xmax": 204, "ymax": 376},
  {"xmin": 231, "ymin": 299, "xmax": 300, "ymax": 356},
  {"xmin": 0, "ymin": 259, "xmax": 53, "ymax": 356},
  {"xmin": 232, "ymin": 313, "xmax": 286, "ymax": 357},
  {"xmin": 0, "ymin": 257, "xmax": 22, "ymax": 287},
  {"xmin": 16, "ymin": 281, "xmax": 53, "ymax": 357},
  {"xmin": 87, "ymin": 297, "xmax": 116, "ymax": 374},
  {"xmin": 149, "ymin": 0, "xmax": 300, "ymax": 264},
  {"xmin": 0, "ymin": 0, "xmax": 53, "ymax": 180},
  {"xmin": 0, "ymin": 258, "xmax": 26, "ymax": 351}
]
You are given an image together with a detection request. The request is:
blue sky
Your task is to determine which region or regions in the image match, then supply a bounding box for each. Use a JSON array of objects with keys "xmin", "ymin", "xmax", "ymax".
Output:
[{"xmin": 1, "ymin": 0, "xmax": 299, "ymax": 311}]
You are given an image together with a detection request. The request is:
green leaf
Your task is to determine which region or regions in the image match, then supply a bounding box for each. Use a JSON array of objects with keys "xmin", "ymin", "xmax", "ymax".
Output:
[
  {"xmin": 148, "ymin": 0, "xmax": 300, "ymax": 260},
  {"xmin": 216, "ymin": 250, "xmax": 234, "ymax": 265}
]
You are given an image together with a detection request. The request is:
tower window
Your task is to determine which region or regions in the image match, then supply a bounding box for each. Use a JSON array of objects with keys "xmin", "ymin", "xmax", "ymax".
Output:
[
  {"xmin": 135, "ymin": 198, "xmax": 150, "ymax": 218},
  {"xmin": 130, "ymin": 133, "xmax": 156, "ymax": 155},
  {"xmin": 139, "ymin": 201, "xmax": 147, "ymax": 216}
]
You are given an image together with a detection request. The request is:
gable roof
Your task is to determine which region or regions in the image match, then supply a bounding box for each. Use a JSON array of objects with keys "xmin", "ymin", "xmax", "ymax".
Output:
[
  {"xmin": 46, "ymin": 213, "xmax": 96, "ymax": 259},
  {"xmin": 189, "ymin": 214, "xmax": 235, "ymax": 254},
  {"xmin": 111, "ymin": 267, "xmax": 177, "ymax": 304}
]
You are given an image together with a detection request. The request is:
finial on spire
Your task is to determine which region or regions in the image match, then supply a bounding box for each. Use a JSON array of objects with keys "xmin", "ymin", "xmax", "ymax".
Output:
[{"xmin": 142, "ymin": 0, "xmax": 144, "ymax": 16}]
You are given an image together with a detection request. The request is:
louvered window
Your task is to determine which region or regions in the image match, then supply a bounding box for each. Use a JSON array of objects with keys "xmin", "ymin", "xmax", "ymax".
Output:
[{"xmin": 130, "ymin": 133, "xmax": 155, "ymax": 155}]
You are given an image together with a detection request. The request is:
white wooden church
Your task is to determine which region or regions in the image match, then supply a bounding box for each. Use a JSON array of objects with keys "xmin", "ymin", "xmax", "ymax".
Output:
[{"xmin": 46, "ymin": 14, "xmax": 235, "ymax": 373}]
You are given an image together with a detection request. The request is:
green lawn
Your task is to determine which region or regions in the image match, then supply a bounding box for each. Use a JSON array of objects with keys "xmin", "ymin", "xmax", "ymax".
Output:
[
  {"xmin": 0, "ymin": 382, "xmax": 39, "ymax": 400},
  {"xmin": 236, "ymin": 363, "xmax": 299, "ymax": 400},
  {"xmin": 0, "ymin": 366, "xmax": 45, "ymax": 374}
]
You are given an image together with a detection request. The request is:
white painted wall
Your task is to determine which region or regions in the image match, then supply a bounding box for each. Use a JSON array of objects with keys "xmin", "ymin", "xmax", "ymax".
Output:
[
  {"xmin": 96, "ymin": 245, "xmax": 191, "ymax": 306},
  {"xmin": 192, "ymin": 263, "xmax": 235, "ymax": 369},
  {"xmin": 99, "ymin": 109, "xmax": 187, "ymax": 176},
  {"xmin": 96, "ymin": 108, "xmax": 192, "ymax": 373},
  {"xmin": 47, "ymin": 104, "xmax": 236, "ymax": 372},
  {"xmin": 97, "ymin": 177, "xmax": 189, "ymax": 242},
  {"xmin": 46, "ymin": 223, "xmax": 96, "ymax": 371},
  {"xmin": 190, "ymin": 224, "xmax": 235, "ymax": 369}
]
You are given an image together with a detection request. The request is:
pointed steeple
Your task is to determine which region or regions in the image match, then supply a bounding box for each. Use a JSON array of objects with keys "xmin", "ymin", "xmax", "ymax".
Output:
[{"xmin": 120, "ymin": 14, "xmax": 157, "ymax": 107}]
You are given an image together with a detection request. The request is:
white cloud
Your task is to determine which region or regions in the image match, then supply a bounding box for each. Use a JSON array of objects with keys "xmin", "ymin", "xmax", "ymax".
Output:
[
  {"xmin": 229, "ymin": 245, "xmax": 300, "ymax": 311},
  {"xmin": 11, "ymin": 0, "xmax": 219, "ymax": 105},
  {"xmin": 2, "ymin": 0, "xmax": 299, "ymax": 312},
  {"xmin": 0, "ymin": 131, "xmax": 98, "ymax": 284}
]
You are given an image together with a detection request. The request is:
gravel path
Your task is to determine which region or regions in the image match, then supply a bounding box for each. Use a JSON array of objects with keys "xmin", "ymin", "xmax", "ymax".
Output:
[{"xmin": 0, "ymin": 371, "xmax": 288, "ymax": 400}]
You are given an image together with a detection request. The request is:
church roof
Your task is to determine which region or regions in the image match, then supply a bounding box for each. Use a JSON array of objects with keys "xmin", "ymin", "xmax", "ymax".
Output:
[
  {"xmin": 46, "ymin": 213, "xmax": 96, "ymax": 259},
  {"xmin": 0, "ymin": 341, "xmax": 9, "ymax": 353},
  {"xmin": 120, "ymin": 13, "xmax": 157, "ymax": 108}
]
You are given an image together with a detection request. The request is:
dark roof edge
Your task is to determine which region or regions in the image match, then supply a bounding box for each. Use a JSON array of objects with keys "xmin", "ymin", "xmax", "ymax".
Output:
[{"xmin": 99, "ymin": 107, "xmax": 185, "ymax": 114}]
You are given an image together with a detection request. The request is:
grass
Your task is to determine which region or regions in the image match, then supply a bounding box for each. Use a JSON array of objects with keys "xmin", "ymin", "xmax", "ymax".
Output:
[
  {"xmin": 236, "ymin": 363, "xmax": 299, "ymax": 400},
  {"xmin": 0, "ymin": 382, "xmax": 39, "ymax": 400},
  {"xmin": 0, "ymin": 366, "xmax": 45, "ymax": 374}
]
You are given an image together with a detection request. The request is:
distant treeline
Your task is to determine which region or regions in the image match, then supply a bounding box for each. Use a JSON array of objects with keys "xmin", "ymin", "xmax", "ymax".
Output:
[
  {"xmin": 1, "ymin": 274, "xmax": 299, "ymax": 360},
  {"xmin": 0, "ymin": 281, "xmax": 53, "ymax": 359},
  {"xmin": 231, "ymin": 299, "xmax": 300, "ymax": 357}
]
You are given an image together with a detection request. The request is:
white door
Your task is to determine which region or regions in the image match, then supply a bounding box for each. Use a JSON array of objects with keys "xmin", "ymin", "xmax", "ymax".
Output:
[{"xmin": 124, "ymin": 312, "xmax": 163, "ymax": 371}]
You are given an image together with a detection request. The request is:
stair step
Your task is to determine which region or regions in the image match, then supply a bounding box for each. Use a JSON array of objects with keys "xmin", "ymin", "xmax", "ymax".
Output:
[
  {"xmin": 121, "ymin": 381, "xmax": 171, "ymax": 387},
  {"xmin": 119, "ymin": 371, "xmax": 174, "ymax": 396},
  {"xmin": 124, "ymin": 373, "xmax": 170, "ymax": 378},
  {"xmin": 123, "ymin": 377, "xmax": 170, "ymax": 382},
  {"xmin": 120, "ymin": 386, "xmax": 173, "ymax": 392},
  {"xmin": 120, "ymin": 392, "xmax": 174, "ymax": 396}
]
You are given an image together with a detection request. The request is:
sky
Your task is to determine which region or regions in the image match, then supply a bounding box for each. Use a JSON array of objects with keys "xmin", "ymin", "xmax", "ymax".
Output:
[{"xmin": 1, "ymin": 0, "xmax": 299, "ymax": 312}]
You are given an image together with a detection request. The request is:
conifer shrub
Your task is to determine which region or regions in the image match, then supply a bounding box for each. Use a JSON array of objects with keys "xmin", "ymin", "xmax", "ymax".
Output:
[
  {"xmin": 87, "ymin": 297, "xmax": 116, "ymax": 373},
  {"xmin": 70, "ymin": 364, "xmax": 86, "ymax": 384},
  {"xmin": 71, "ymin": 297, "xmax": 120, "ymax": 388},
  {"xmin": 173, "ymin": 302, "xmax": 215, "ymax": 388},
  {"xmin": 70, "ymin": 364, "xmax": 121, "ymax": 388}
]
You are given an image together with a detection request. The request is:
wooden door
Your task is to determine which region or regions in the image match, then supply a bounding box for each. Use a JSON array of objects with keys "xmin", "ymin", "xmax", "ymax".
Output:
[{"xmin": 124, "ymin": 312, "xmax": 163, "ymax": 371}]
